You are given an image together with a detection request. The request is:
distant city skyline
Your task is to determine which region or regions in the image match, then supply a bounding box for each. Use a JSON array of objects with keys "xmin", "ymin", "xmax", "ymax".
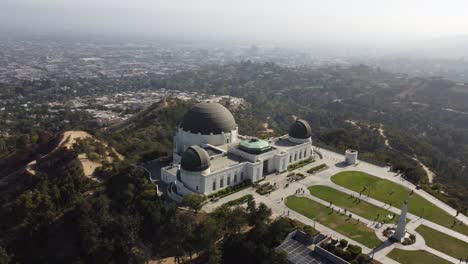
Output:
[{"xmin": 2, "ymin": 0, "xmax": 468, "ymax": 49}]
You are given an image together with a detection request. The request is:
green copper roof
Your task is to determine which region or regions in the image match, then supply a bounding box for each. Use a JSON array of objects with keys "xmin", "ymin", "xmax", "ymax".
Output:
[{"xmin": 239, "ymin": 138, "xmax": 271, "ymax": 154}]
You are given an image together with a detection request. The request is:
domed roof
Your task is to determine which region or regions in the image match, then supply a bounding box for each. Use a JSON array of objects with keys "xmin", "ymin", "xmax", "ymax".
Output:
[
  {"xmin": 180, "ymin": 145, "xmax": 210, "ymax": 172},
  {"xmin": 289, "ymin": 119, "xmax": 312, "ymax": 139},
  {"xmin": 181, "ymin": 101, "xmax": 237, "ymax": 135}
]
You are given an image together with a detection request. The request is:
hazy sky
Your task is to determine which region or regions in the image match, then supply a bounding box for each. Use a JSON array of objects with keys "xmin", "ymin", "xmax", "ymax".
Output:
[{"xmin": 2, "ymin": 0, "xmax": 468, "ymax": 47}]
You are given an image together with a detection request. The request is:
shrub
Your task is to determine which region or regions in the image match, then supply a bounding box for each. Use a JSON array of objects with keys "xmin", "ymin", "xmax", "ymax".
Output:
[
  {"xmin": 225, "ymin": 194, "xmax": 253, "ymax": 206},
  {"xmin": 339, "ymin": 239, "xmax": 348, "ymax": 248},
  {"xmin": 208, "ymin": 180, "xmax": 252, "ymax": 200},
  {"xmin": 347, "ymin": 244, "xmax": 362, "ymax": 257},
  {"xmin": 306, "ymin": 163, "xmax": 328, "ymax": 174},
  {"xmin": 334, "ymin": 247, "xmax": 345, "ymax": 258},
  {"xmin": 256, "ymin": 182, "xmax": 276, "ymax": 195},
  {"xmin": 402, "ymin": 238, "xmax": 412, "ymax": 245},
  {"xmin": 287, "ymin": 157, "xmax": 314, "ymax": 171},
  {"xmin": 341, "ymin": 250, "xmax": 352, "ymax": 261}
]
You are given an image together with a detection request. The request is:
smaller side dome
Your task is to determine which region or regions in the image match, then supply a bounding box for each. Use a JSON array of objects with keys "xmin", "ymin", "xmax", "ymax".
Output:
[
  {"xmin": 180, "ymin": 145, "xmax": 210, "ymax": 172},
  {"xmin": 289, "ymin": 119, "xmax": 312, "ymax": 139}
]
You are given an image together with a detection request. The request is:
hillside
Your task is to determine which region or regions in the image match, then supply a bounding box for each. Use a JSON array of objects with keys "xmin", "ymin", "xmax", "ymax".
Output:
[{"xmin": 101, "ymin": 98, "xmax": 266, "ymax": 162}]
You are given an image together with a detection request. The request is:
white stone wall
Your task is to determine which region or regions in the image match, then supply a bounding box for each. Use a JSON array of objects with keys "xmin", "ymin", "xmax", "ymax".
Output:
[
  {"xmin": 273, "ymin": 152, "xmax": 289, "ymax": 172},
  {"xmin": 345, "ymin": 149, "xmax": 358, "ymax": 165},
  {"xmin": 161, "ymin": 167, "xmax": 177, "ymax": 183},
  {"xmin": 201, "ymin": 163, "xmax": 247, "ymax": 194},
  {"xmin": 180, "ymin": 168, "xmax": 211, "ymax": 193},
  {"xmin": 287, "ymin": 142, "xmax": 313, "ymax": 165},
  {"xmin": 174, "ymin": 127, "xmax": 238, "ymax": 154},
  {"xmin": 245, "ymin": 161, "xmax": 264, "ymax": 182},
  {"xmin": 288, "ymin": 137, "xmax": 312, "ymax": 144}
]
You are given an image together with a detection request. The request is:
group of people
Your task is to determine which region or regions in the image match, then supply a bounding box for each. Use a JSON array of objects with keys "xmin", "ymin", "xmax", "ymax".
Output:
[{"xmin": 295, "ymin": 187, "xmax": 305, "ymax": 194}]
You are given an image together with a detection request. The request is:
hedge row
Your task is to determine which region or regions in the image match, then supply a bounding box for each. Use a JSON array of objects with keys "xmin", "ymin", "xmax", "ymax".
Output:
[
  {"xmin": 208, "ymin": 180, "xmax": 252, "ymax": 200},
  {"xmin": 287, "ymin": 157, "xmax": 314, "ymax": 171},
  {"xmin": 224, "ymin": 194, "xmax": 254, "ymax": 206},
  {"xmin": 306, "ymin": 163, "xmax": 328, "ymax": 174}
]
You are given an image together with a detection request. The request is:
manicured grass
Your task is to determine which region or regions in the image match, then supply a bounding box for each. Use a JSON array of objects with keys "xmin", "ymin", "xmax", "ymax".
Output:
[
  {"xmin": 285, "ymin": 196, "xmax": 382, "ymax": 248},
  {"xmin": 331, "ymin": 171, "xmax": 468, "ymax": 236},
  {"xmin": 309, "ymin": 185, "xmax": 399, "ymax": 222},
  {"xmin": 416, "ymin": 225, "xmax": 468, "ymax": 259},
  {"xmin": 388, "ymin": 249, "xmax": 452, "ymax": 264}
]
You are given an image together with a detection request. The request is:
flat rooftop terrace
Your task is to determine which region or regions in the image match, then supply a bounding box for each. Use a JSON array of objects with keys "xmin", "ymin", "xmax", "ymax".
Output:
[
  {"xmin": 162, "ymin": 153, "xmax": 248, "ymax": 176},
  {"xmin": 209, "ymin": 154, "xmax": 247, "ymax": 173},
  {"xmin": 271, "ymin": 137, "xmax": 303, "ymax": 151}
]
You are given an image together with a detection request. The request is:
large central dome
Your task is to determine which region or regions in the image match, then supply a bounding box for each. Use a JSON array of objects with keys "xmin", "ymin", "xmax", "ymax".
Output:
[{"xmin": 181, "ymin": 101, "xmax": 237, "ymax": 135}]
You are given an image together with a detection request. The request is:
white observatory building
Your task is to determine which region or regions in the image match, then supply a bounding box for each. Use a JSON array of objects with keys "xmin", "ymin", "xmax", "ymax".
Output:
[{"xmin": 161, "ymin": 101, "xmax": 314, "ymax": 201}]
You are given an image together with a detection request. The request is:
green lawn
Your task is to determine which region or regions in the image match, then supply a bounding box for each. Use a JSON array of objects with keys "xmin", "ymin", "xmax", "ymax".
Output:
[
  {"xmin": 309, "ymin": 185, "xmax": 399, "ymax": 222},
  {"xmin": 331, "ymin": 171, "xmax": 468, "ymax": 236},
  {"xmin": 416, "ymin": 225, "xmax": 468, "ymax": 259},
  {"xmin": 388, "ymin": 249, "xmax": 452, "ymax": 264},
  {"xmin": 285, "ymin": 196, "xmax": 382, "ymax": 248}
]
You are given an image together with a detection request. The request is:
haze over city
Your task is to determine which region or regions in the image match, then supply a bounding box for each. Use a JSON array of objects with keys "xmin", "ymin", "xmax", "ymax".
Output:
[
  {"xmin": 2, "ymin": 0, "xmax": 468, "ymax": 50},
  {"xmin": 1, "ymin": 1, "xmax": 468, "ymax": 264}
]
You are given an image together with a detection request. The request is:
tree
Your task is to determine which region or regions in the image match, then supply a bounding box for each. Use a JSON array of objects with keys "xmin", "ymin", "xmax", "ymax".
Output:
[
  {"xmin": 256, "ymin": 203, "xmax": 272, "ymax": 224},
  {"xmin": 227, "ymin": 207, "xmax": 248, "ymax": 234},
  {"xmin": 339, "ymin": 239, "xmax": 348, "ymax": 248},
  {"xmin": 182, "ymin": 193, "xmax": 205, "ymax": 212},
  {"xmin": 204, "ymin": 245, "xmax": 222, "ymax": 264},
  {"xmin": 0, "ymin": 246, "xmax": 11, "ymax": 264}
]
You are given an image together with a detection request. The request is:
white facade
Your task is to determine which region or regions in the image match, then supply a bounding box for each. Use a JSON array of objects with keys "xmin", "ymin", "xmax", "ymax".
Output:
[
  {"xmin": 161, "ymin": 110, "xmax": 314, "ymax": 199},
  {"xmin": 173, "ymin": 127, "xmax": 238, "ymax": 163},
  {"xmin": 345, "ymin": 149, "xmax": 358, "ymax": 165},
  {"xmin": 162, "ymin": 133, "xmax": 314, "ymax": 198}
]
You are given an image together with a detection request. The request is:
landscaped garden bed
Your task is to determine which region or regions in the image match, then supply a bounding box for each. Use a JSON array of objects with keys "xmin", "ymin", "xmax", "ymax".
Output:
[
  {"xmin": 208, "ymin": 180, "xmax": 252, "ymax": 201},
  {"xmin": 306, "ymin": 163, "xmax": 328, "ymax": 174},
  {"xmin": 383, "ymin": 227, "xmax": 416, "ymax": 245},
  {"xmin": 388, "ymin": 249, "xmax": 452, "ymax": 264},
  {"xmin": 416, "ymin": 225, "xmax": 468, "ymax": 259},
  {"xmin": 286, "ymin": 196, "xmax": 382, "ymax": 248},
  {"xmin": 287, "ymin": 157, "xmax": 314, "ymax": 171},
  {"xmin": 224, "ymin": 194, "xmax": 254, "ymax": 207},
  {"xmin": 255, "ymin": 182, "xmax": 277, "ymax": 195},
  {"xmin": 331, "ymin": 171, "xmax": 468, "ymax": 236},
  {"xmin": 308, "ymin": 185, "xmax": 399, "ymax": 222},
  {"xmin": 287, "ymin": 172, "xmax": 306, "ymax": 182},
  {"xmin": 321, "ymin": 238, "xmax": 372, "ymax": 264}
]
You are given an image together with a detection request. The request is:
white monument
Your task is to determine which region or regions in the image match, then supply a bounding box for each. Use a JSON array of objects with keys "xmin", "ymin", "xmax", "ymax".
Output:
[
  {"xmin": 345, "ymin": 149, "xmax": 358, "ymax": 165},
  {"xmin": 392, "ymin": 201, "xmax": 408, "ymax": 241}
]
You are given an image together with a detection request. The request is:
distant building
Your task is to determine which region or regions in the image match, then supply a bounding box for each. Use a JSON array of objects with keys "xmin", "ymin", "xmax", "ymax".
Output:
[{"xmin": 161, "ymin": 101, "xmax": 314, "ymax": 201}]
